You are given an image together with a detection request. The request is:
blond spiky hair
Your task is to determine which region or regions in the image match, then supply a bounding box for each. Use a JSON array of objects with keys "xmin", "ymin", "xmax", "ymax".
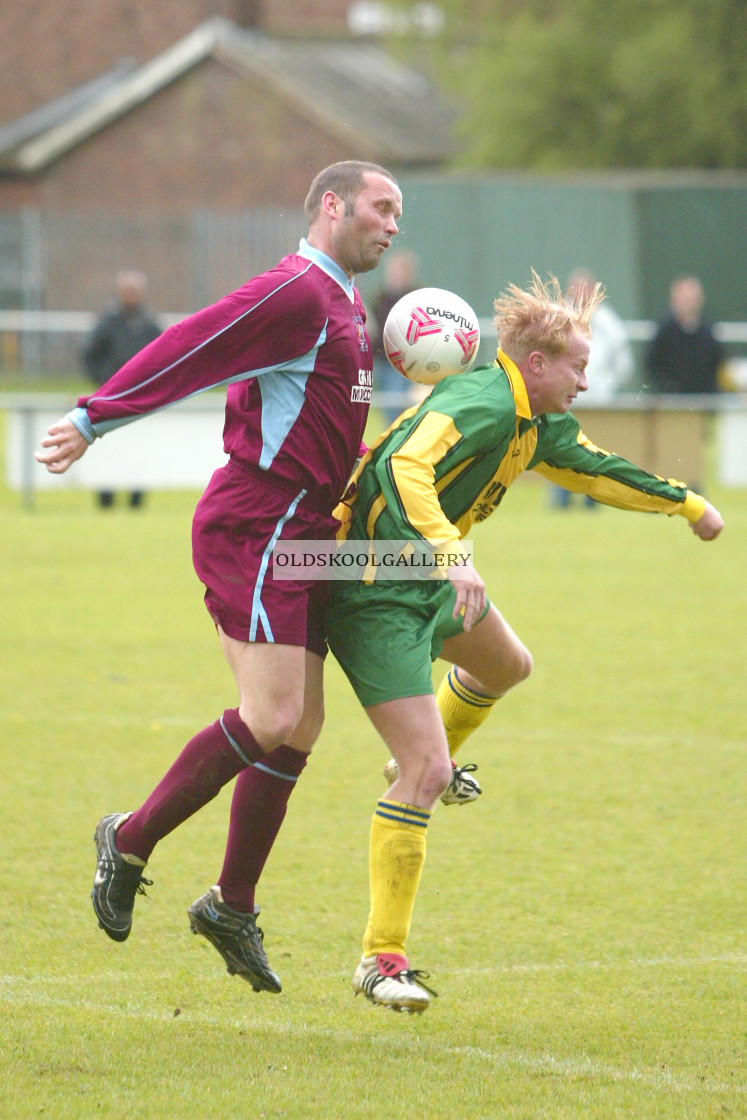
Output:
[{"xmin": 493, "ymin": 270, "xmax": 605, "ymax": 361}]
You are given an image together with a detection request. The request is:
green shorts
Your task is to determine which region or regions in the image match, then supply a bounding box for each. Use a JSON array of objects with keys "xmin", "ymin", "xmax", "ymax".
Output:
[{"xmin": 326, "ymin": 578, "xmax": 491, "ymax": 708}]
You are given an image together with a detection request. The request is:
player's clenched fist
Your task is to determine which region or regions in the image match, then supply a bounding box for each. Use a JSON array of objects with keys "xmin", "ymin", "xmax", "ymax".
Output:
[{"xmin": 690, "ymin": 501, "xmax": 724, "ymax": 541}]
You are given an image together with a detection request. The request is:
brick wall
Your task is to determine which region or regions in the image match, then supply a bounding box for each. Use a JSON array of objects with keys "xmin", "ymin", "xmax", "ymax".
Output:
[
  {"xmin": 0, "ymin": 59, "xmax": 366, "ymax": 310},
  {"xmin": 0, "ymin": 1, "xmax": 399, "ymax": 314},
  {"xmin": 0, "ymin": 0, "xmax": 353, "ymax": 126},
  {"xmin": 5, "ymin": 61, "xmax": 359, "ymax": 214}
]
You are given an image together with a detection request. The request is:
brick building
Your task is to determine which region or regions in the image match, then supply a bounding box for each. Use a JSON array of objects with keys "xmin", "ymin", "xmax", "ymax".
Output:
[
  {"xmin": 0, "ymin": 1, "xmax": 455, "ymax": 311},
  {"xmin": 0, "ymin": 0, "xmax": 364, "ymax": 128}
]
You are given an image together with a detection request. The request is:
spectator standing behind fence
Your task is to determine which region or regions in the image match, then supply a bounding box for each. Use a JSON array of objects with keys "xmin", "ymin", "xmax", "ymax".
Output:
[
  {"xmin": 369, "ymin": 249, "xmax": 420, "ymax": 427},
  {"xmin": 551, "ymin": 268, "xmax": 636, "ymax": 509},
  {"xmin": 645, "ymin": 276, "xmax": 723, "ymax": 395},
  {"xmin": 81, "ymin": 269, "xmax": 162, "ymax": 508}
]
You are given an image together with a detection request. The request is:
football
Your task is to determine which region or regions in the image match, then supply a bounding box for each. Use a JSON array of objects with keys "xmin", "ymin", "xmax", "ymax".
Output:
[{"xmin": 383, "ymin": 287, "xmax": 481, "ymax": 385}]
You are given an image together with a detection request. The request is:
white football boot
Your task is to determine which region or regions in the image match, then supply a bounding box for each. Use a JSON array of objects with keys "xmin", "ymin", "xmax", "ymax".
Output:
[
  {"xmin": 382, "ymin": 757, "xmax": 482, "ymax": 805},
  {"xmin": 352, "ymin": 953, "xmax": 436, "ymax": 1013}
]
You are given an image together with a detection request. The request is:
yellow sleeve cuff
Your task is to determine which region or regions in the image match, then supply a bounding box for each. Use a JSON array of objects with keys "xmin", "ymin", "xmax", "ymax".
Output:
[
  {"xmin": 429, "ymin": 537, "xmax": 472, "ymax": 578},
  {"xmin": 681, "ymin": 490, "xmax": 707, "ymax": 523}
]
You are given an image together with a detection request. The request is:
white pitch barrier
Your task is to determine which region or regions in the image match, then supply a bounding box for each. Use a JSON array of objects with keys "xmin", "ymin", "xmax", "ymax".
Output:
[
  {"xmin": 3, "ymin": 390, "xmax": 747, "ymax": 509},
  {"xmin": 717, "ymin": 410, "xmax": 747, "ymax": 487},
  {"xmin": 5, "ymin": 394, "xmax": 229, "ymax": 506}
]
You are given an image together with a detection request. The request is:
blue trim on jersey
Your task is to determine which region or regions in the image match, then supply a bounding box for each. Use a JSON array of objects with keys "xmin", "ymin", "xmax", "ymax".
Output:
[
  {"xmin": 257, "ymin": 324, "xmax": 327, "ymax": 469},
  {"xmin": 252, "ymin": 599, "xmax": 273, "ymax": 643},
  {"xmin": 249, "ymin": 487, "xmax": 307, "ymax": 642},
  {"xmin": 297, "ymin": 238, "xmax": 355, "ymax": 300},
  {"xmin": 67, "ymin": 407, "xmax": 96, "ymax": 443},
  {"xmin": 74, "ymin": 247, "xmax": 351, "ymax": 442},
  {"xmin": 88, "ymin": 265, "xmax": 317, "ymax": 406},
  {"xmin": 81, "ymin": 359, "xmax": 302, "ymax": 439}
]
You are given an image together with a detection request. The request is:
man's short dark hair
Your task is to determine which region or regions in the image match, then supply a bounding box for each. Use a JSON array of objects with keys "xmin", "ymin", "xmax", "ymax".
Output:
[{"xmin": 304, "ymin": 161, "xmax": 398, "ymax": 223}]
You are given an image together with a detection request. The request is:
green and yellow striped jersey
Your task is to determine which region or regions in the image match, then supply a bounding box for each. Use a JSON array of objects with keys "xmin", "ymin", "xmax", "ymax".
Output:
[{"xmin": 336, "ymin": 350, "xmax": 705, "ymax": 552}]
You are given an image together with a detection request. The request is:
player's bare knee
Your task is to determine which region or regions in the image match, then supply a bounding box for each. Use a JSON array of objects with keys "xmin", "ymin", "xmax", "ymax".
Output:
[
  {"xmin": 433, "ymin": 754, "xmax": 453, "ymax": 795},
  {"xmin": 498, "ymin": 641, "xmax": 533, "ymax": 691},
  {"xmin": 416, "ymin": 764, "xmax": 451, "ymax": 807},
  {"xmin": 238, "ymin": 700, "xmax": 304, "ymax": 751},
  {"xmin": 468, "ymin": 642, "xmax": 532, "ymax": 697},
  {"xmin": 290, "ymin": 701, "xmax": 324, "ymax": 751},
  {"xmin": 306, "ymin": 703, "xmax": 325, "ymax": 746},
  {"xmin": 392, "ymin": 752, "xmax": 452, "ymax": 807},
  {"xmin": 420, "ymin": 752, "xmax": 453, "ymax": 800}
]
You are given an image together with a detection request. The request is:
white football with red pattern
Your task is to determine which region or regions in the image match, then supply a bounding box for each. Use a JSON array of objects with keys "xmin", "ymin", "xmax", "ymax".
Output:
[{"xmin": 383, "ymin": 287, "xmax": 481, "ymax": 385}]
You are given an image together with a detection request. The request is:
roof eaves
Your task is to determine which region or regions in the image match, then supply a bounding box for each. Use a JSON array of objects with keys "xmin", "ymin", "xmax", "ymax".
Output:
[
  {"xmin": 0, "ymin": 18, "xmax": 455, "ymax": 176},
  {"xmin": 214, "ymin": 35, "xmax": 382, "ymax": 155},
  {"xmin": 9, "ymin": 18, "xmax": 230, "ymax": 174},
  {"xmin": 215, "ymin": 30, "xmax": 454, "ymax": 164},
  {"xmin": 0, "ymin": 61, "xmax": 136, "ymax": 156}
]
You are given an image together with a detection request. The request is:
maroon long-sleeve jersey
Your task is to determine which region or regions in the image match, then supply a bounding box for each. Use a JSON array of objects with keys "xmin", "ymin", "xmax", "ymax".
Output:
[{"xmin": 68, "ymin": 241, "xmax": 373, "ymax": 513}]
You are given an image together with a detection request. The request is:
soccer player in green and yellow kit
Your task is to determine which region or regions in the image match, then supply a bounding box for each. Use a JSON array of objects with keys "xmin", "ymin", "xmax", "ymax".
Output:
[{"xmin": 326, "ymin": 272, "xmax": 724, "ymax": 1013}]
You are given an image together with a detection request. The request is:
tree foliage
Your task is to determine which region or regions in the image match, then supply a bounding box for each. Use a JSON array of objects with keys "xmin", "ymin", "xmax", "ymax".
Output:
[{"xmin": 434, "ymin": 0, "xmax": 747, "ymax": 169}]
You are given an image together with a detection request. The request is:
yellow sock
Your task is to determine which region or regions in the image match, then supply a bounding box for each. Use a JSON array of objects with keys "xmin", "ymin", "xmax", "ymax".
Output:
[
  {"xmin": 436, "ymin": 666, "xmax": 499, "ymax": 757},
  {"xmin": 362, "ymin": 800, "xmax": 430, "ymax": 959}
]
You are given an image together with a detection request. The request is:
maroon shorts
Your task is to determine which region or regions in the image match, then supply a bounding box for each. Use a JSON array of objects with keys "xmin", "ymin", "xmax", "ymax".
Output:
[{"xmin": 192, "ymin": 459, "xmax": 336, "ymax": 655}]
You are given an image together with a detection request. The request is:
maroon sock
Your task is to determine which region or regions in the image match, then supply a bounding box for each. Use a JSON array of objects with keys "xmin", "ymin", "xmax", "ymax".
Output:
[
  {"xmin": 217, "ymin": 744, "xmax": 309, "ymax": 912},
  {"xmin": 117, "ymin": 709, "xmax": 263, "ymax": 862}
]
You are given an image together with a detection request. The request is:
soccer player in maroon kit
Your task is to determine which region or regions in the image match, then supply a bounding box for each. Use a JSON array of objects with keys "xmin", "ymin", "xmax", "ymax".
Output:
[{"xmin": 36, "ymin": 161, "xmax": 403, "ymax": 992}]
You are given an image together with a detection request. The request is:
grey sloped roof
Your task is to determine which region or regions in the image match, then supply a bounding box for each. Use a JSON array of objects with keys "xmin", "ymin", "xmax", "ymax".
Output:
[
  {"xmin": 0, "ymin": 18, "xmax": 456, "ymax": 175},
  {"xmin": 217, "ymin": 29, "xmax": 457, "ymax": 164},
  {"xmin": 0, "ymin": 61, "xmax": 136, "ymax": 162}
]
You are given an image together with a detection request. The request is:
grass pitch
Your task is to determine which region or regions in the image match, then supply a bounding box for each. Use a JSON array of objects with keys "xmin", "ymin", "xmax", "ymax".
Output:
[{"xmin": 1, "ymin": 413, "xmax": 745, "ymax": 1119}]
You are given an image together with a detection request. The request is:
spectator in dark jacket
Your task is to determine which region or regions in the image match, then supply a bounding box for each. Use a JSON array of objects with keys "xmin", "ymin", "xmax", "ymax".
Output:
[
  {"xmin": 81, "ymin": 269, "xmax": 161, "ymax": 507},
  {"xmin": 645, "ymin": 276, "xmax": 722, "ymax": 395}
]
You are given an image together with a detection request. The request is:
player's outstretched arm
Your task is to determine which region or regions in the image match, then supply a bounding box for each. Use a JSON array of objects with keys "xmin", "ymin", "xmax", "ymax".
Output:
[
  {"xmin": 35, "ymin": 417, "xmax": 90, "ymax": 474},
  {"xmin": 690, "ymin": 500, "xmax": 724, "ymax": 541}
]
